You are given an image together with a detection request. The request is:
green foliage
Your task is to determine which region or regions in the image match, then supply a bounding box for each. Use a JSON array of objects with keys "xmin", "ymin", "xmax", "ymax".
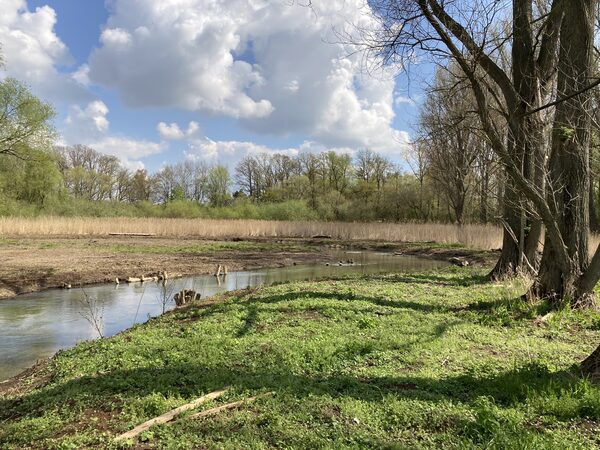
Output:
[
  {"xmin": 0, "ymin": 78, "xmax": 55, "ymax": 159},
  {"xmin": 557, "ymin": 126, "xmax": 576, "ymax": 142},
  {"xmin": 207, "ymin": 165, "xmax": 232, "ymax": 207},
  {"xmin": 2, "ymin": 270, "xmax": 600, "ymax": 448},
  {"xmin": 169, "ymin": 185, "xmax": 185, "ymax": 202}
]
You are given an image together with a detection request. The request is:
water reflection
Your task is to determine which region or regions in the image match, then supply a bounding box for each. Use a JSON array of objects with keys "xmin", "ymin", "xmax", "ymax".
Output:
[{"xmin": 0, "ymin": 251, "xmax": 445, "ymax": 380}]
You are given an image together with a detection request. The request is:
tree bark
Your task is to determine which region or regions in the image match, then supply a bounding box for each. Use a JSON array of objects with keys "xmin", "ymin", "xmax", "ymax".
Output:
[
  {"xmin": 491, "ymin": 0, "xmax": 544, "ymax": 278},
  {"xmin": 534, "ymin": 0, "xmax": 596, "ymax": 308}
]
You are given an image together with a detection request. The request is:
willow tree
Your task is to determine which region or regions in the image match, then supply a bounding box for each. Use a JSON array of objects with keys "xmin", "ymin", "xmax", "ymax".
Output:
[
  {"xmin": 359, "ymin": 0, "xmax": 562, "ymax": 277},
  {"xmin": 0, "ymin": 77, "xmax": 55, "ymax": 159},
  {"xmin": 360, "ymin": 0, "xmax": 600, "ymax": 377}
]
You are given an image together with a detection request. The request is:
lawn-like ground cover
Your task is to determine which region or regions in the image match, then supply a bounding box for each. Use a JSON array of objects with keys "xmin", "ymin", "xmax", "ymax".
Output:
[{"xmin": 2, "ymin": 268, "xmax": 600, "ymax": 449}]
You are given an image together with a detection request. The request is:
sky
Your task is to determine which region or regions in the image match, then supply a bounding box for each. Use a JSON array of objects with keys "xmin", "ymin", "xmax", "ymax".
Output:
[{"xmin": 0, "ymin": 0, "xmax": 425, "ymax": 172}]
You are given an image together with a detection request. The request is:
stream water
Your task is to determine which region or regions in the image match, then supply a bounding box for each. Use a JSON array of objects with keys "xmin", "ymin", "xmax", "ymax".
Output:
[{"xmin": 0, "ymin": 250, "xmax": 446, "ymax": 381}]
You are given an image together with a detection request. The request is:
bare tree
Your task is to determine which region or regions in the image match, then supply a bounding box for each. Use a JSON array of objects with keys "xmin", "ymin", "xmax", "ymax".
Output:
[
  {"xmin": 404, "ymin": 140, "xmax": 433, "ymax": 220},
  {"xmin": 78, "ymin": 288, "xmax": 105, "ymax": 339},
  {"xmin": 418, "ymin": 67, "xmax": 482, "ymax": 225}
]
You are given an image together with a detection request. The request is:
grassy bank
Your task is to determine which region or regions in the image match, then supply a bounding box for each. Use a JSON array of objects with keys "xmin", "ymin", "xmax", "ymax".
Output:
[
  {"xmin": 2, "ymin": 269, "xmax": 600, "ymax": 449},
  {"xmin": 0, "ymin": 217, "xmax": 503, "ymax": 250}
]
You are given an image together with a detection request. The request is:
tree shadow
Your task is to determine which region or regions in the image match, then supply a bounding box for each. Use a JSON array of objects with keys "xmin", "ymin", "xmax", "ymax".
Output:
[
  {"xmin": 191, "ymin": 287, "xmax": 532, "ymax": 329},
  {"xmin": 379, "ymin": 272, "xmax": 490, "ymax": 287},
  {"xmin": 0, "ymin": 360, "xmax": 583, "ymax": 426}
]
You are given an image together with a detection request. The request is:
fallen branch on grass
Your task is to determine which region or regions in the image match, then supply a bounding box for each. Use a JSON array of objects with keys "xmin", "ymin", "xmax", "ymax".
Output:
[
  {"xmin": 115, "ymin": 388, "xmax": 228, "ymax": 441},
  {"xmin": 188, "ymin": 392, "xmax": 274, "ymax": 420}
]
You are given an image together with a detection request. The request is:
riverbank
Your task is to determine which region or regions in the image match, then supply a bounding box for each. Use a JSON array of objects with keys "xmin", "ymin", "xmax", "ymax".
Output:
[
  {"xmin": 0, "ymin": 236, "xmax": 493, "ymax": 299},
  {"xmin": 2, "ymin": 269, "xmax": 600, "ymax": 448}
]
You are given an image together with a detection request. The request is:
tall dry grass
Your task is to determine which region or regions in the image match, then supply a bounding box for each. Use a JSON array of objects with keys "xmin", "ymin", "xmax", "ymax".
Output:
[{"xmin": 0, "ymin": 217, "xmax": 504, "ymax": 250}]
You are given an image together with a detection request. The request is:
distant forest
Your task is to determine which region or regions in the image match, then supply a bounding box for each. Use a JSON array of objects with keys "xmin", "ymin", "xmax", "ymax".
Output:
[{"xmin": 3, "ymin": 72, "xmax": 600, "ymax": 225}]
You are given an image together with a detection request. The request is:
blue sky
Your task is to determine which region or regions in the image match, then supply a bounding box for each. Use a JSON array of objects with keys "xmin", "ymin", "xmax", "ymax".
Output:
[{"xmin": 2, "ymin": 0, "xmax": 424, "ymax": 172}]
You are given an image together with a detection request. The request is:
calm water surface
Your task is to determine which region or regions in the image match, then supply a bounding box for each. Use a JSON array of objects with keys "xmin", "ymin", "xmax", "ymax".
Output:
[{"xmin": 0, "ymin": 250, "xmax": 445, "ymax": 381}]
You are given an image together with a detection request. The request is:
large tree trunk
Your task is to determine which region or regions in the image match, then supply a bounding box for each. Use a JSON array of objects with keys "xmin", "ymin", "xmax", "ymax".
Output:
[
  {"xmin": 491, "ymin": 0, "xmax": 544, "ymax": 278},
  {"xmin": 491, "ymin": 186, "xmax": 522, "ymax": 277},
  {"xmin": 590, "ymin": 167, "xmax": 599, "ymax": 232},
  {"xmin": 534, "ymin": 0, "xmax": 595, "ymax": 308}
]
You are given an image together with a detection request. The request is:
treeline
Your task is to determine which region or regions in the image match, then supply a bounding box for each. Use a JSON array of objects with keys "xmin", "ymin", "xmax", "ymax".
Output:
[
  {"xmin": 233, "ymin": 148, "xmax": 500, "ymax": 223},
  {"xmin": 1, "ymin": 140, "xmax": 503, "ymax": 222},
  {"xmin": 0, "ymin": 70, "xmax": 503, "ymax": 222}
]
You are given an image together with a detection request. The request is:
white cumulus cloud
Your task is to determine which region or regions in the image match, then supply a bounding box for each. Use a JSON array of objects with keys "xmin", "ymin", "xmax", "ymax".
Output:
[
  {"xmin": 157, "ymin": 121, "xmax": 201, "ymax": 140},
  {"xmin": 63, "ymin": 100, "xmax": 166, "ymax": 168},
  {"xmin": 0, "ymin": 0, "xmax": 91, "ymax": 102},
  {"xmin": 87, "ymin": 0, "xmax": 408, "ymax": 154}
]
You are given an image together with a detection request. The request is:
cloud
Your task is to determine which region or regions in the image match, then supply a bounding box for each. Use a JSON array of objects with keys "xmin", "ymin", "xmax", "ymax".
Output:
[
  {"xmin": 88, "ymin": 0, "xmax": 274, "ymax": 119},
  {"xmin": 157, "ymin": 121, "xmax": 200, "ymax": 140},
  {"xmin": 0, "ymin": 0, "xmax": 92, "ymax": 103},
  {"xmin": 184, "ymin": 137, "xmax": 354, "ymax": 169},
  {"xmin": 186, "ymin": 139, "xmax": 298, "ymax": 162},
  {"xmin": 65, "ymin": 101, "xmax": 110, "ymax": 139},
  {"xmin": 62, "ymin": 100, "xmax": 166, "ymax": 168},
  {"xmin": 87, "ymin": 0, "xmax": 407, "ymax": 154},
  {"xmin": 92, "ymin": 136, "xmax": 165, "ymax": 162},
  {"xmin": 157, "ymin": 122, "xmax": 184, "ymax": 140},
  {"xmin": 394, "ymin": 95, "xmax": 416, "ymax": 106}
]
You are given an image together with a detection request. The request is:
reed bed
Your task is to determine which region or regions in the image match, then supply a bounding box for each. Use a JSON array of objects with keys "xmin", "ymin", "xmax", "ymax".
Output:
[{"xmin": 0, "ymin": 217, "xmax": 504, "ymax": 250}]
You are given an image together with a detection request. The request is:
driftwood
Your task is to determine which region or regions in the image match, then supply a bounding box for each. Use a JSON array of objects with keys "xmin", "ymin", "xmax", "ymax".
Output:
[
  {"xmin": 448, "ymin": 257, "xmax": 470, "ymax": 267},
  {"xmin": 188, "ymin": 392, "xmax": 274, "ymax": 420},
  {"xmin": 174, "ymin": 289, "xmax": 200, "ymax": 306},
  {"xmin": 126, "ymin": 277, "xmax": 141, "ymax": 283},
  {"xmin": 108, "ymin": 232, "xmax": 156, "ymax": 237},
  {"xmin": 115, "ymin": 388, "xmax": 228, "ymax": 441},
  {"xmin": 214, "ymin": 265, "xmax": 229, "ymax": 277}
]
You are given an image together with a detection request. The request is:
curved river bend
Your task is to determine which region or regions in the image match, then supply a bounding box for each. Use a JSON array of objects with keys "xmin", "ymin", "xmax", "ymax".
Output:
[{"xmin": 0, "ymin": 250, "xmax": 445, "ymax": 381}]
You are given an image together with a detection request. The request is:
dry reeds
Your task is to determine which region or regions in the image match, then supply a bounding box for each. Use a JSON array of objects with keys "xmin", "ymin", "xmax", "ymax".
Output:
[{"xmin": 0, "ymin": 216, "xmax": 504, "ymax": 250}]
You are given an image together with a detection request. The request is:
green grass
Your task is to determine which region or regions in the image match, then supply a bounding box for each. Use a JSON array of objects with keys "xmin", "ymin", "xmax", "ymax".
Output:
[
  {"xmin": 2, "ymin": 269, "xmax": 600, "ymax": 449},
  {"xmin": 99, "ymin": 241, "xmax": 317, "ymax": 255}
]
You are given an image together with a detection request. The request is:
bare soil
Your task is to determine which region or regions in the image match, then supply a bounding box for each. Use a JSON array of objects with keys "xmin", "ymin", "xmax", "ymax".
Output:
[
  {"xmin": 0, "ymin": 236, "xmax": 325, "ymax": 299},
  {"xmin": 0, "ymin": 235, "xmax": 493, "ymax": 300}
]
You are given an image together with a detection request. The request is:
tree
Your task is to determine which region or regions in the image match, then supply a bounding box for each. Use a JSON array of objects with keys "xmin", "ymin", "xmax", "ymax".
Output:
[
  {"xmin": 418, "ymin": 68, "xmax": 482, "ymax": 225},
  {"xmin": 360, "ymin": 0, "xmax": 600, "ymax": 376},
  {"xmin": 363, "ymin": 0, "xmax": 562, "ymax": 276},
  {"xmin": 152, "ymin": 165, "xmax": 177, "ymax": 204},
  {"xmin": 0, "ymin": 78, "xmax": 55, "ymax": 159},
  {"xmin": 206, "ymin": 165, "xmax": 232, "ymax": 207},
  {"xmin": 298, "ymin": 153, "xmax": 322, "ymax": 209},
  {"xmin": 322, "ymin": 151, "xmax": 352, "ymax": 194},
  {"xmin": 55, "ymin": 145, "xmax": 124, "ymax": 201},
  {"xmin": 404, "ymin": 140, "xmax": 433, "ymax": 220},
  {"xmin": 129, "ymin": 169, "xmax": 151, "ymax": 202},
  {"xmin": 236, "ymin": 155, "xmax": 262, "ymax": 200}
]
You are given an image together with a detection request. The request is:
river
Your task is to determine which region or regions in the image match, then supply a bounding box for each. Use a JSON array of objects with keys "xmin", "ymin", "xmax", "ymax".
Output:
[{"xmin": 0, "ymin": 250, "xmax": 446, "ymax": 381}]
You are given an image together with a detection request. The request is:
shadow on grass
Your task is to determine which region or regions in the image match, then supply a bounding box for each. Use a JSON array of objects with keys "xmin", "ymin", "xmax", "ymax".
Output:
[
  {"xmin": 198, "ymin": 287, "xmax": 534, "ymax": 324},
  {"xmin": 2, "ymin": 270, "xmax": 565, "ymax": 435},
  {"xmin": 0, "ymin": 360, "xmax": 584, "ymax": 424},
  {"xmin": 374, "ymin": 272, "xmax": 491, "ymax": 287}
]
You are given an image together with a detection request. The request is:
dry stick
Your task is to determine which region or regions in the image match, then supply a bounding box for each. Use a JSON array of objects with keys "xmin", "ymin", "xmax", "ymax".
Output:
[
  {"xmin": 188, "ymin": 392, "xmax": 274, "ymax": 420},
  {"xmin": 115, "ymin": 388, "xmax": 228, "ymax": 441}
]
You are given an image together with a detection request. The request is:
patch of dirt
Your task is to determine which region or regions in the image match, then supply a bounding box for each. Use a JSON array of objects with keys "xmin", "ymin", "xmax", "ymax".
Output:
[
  {"xmin": 0, "ymin": 235, "xmax": 491, "ymax": 300},
  {"xmin": 0, "ymin": 359, "xmax": 52, "ymax": 397},
  {"xmin": 0, "ymin": 236, "xmax": 326, "ymax": 300}
]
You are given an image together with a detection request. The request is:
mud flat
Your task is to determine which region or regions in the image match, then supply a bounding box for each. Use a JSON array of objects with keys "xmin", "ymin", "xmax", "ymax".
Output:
[{"xmin": 0, "ymin": 235, "xmax": 493, "ymax": 299}]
